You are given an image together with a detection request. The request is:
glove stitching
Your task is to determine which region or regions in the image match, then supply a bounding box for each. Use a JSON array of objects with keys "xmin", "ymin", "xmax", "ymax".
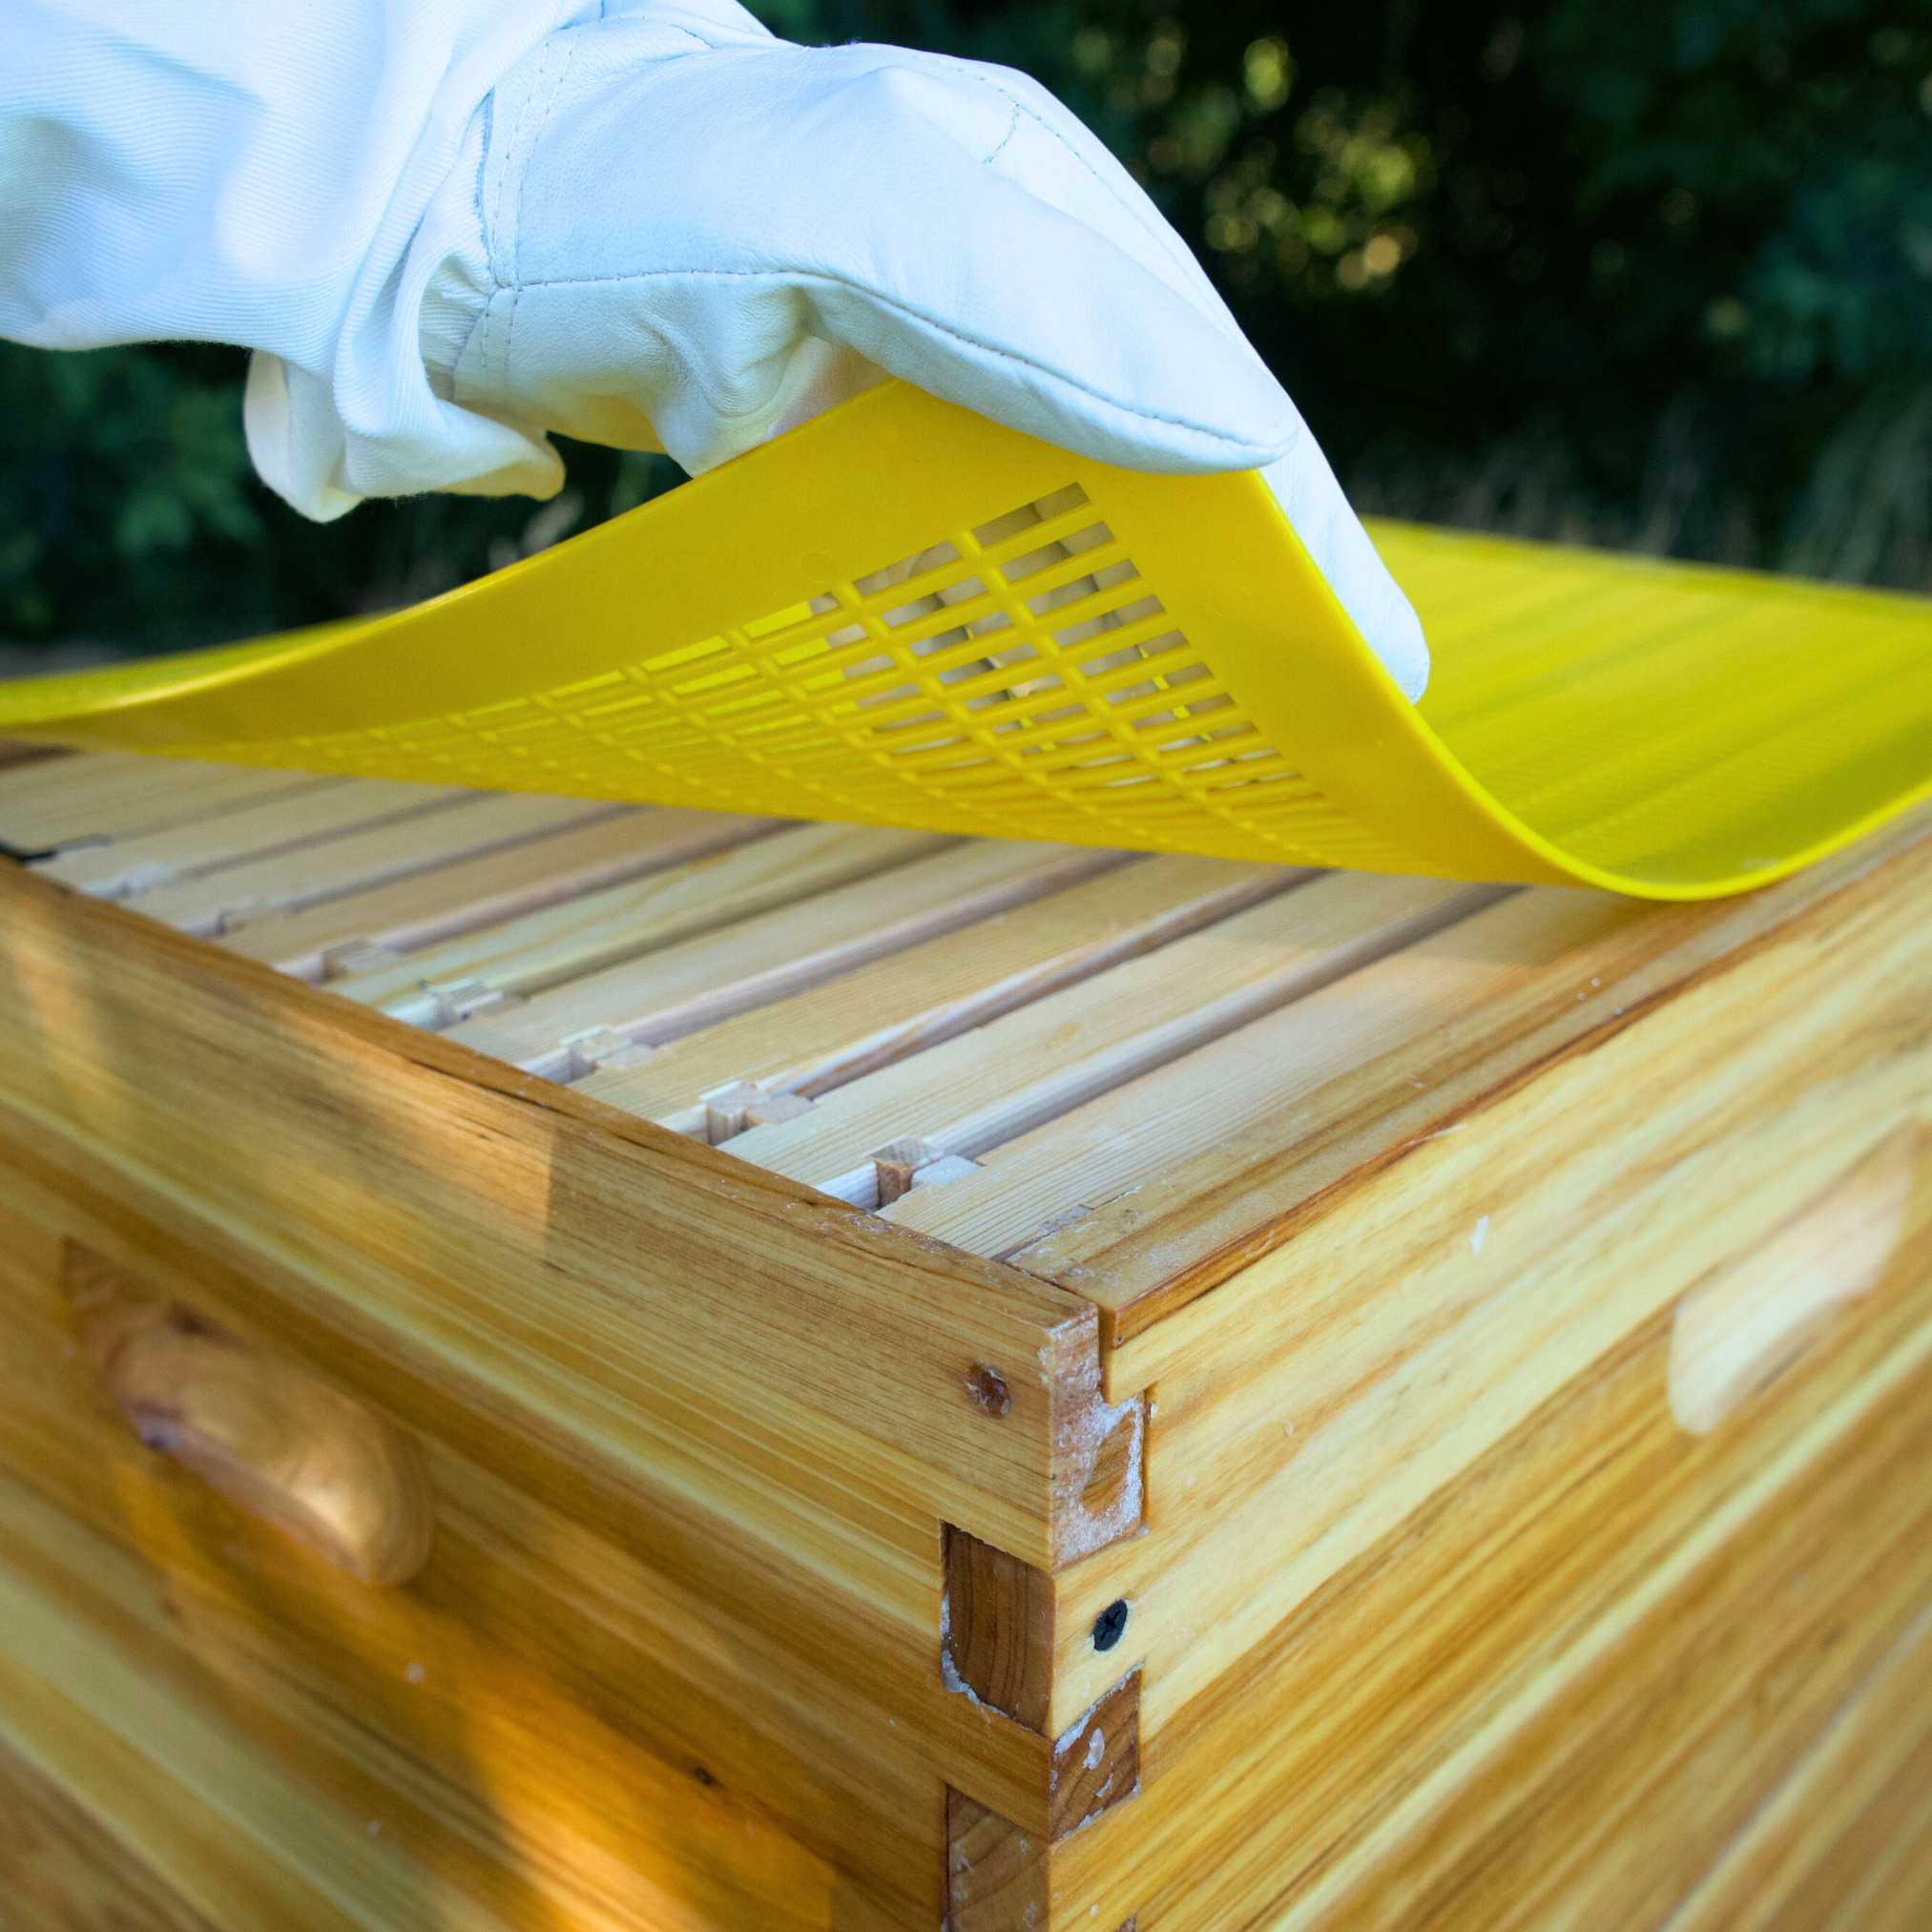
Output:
[
  {"xmin": 981, "ymin": 84, "xmax": 1236, "ymax": 329},
  {"xmin": 981, "ymin": 94, "xmax": 1021, "ymax": 167},
  {"xmin": 487, "ymin": 41, "xmax": 558, "ymax": 286},
  {"xmin": 503, "ymin": 267, "xmax": 1294, "ymax": 454},
  {"xmin": 506, "ymin": 37, "xmax": 583, "ymax": 396},
  {"xmin": 482, "ymin": 47, "xmax": 544, "ymax": 394},
  {"xmin": 484, "ymin": 35, "xmax": 583, "ymax": 405}
]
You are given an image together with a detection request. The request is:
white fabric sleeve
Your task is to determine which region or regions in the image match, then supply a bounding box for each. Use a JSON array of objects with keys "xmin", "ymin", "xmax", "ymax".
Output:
[
  {"xmin": 0, "ymin": 0, "xmax": 589, "ymax": 517},
  {"xmin": 0, "ymin": 0, "xmax": 1428, "ymax": 695}
]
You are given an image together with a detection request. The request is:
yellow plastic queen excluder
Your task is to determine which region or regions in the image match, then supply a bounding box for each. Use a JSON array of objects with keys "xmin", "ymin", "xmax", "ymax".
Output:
[{"xmin": 1, "ymin": 379, "xmax": 1927, "ymax": 898}]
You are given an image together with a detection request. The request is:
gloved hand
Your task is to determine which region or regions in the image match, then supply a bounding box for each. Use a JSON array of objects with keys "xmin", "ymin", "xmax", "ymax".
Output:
[
  {"xmin": 246, "ymin": 0, "xmax": 1429, "ymax": 696},
  {"xmin": 0, "ymin": 0, "xmax": 1423, "ymax": 693}
]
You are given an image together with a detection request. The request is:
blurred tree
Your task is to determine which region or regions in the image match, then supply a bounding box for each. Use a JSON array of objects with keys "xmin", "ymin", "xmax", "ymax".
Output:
[
  {"xmin": 3, "ymin": 0, "xmax": 1928, "ymax": 658},
  {"xmin": 0, "ymin": 343, "xmax": 685, "ymax": 659}
]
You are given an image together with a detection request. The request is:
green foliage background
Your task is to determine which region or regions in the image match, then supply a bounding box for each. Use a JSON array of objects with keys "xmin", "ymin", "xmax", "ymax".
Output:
[{"xmin": 5, "ymin": 0, "xmax": 1930, "ymax": 660}]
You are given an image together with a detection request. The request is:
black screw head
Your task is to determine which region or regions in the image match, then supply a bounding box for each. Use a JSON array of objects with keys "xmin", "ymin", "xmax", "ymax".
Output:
[{"xmin": 1091, "ymin": 1598, "xmax": 1130, "ymax": 1652}]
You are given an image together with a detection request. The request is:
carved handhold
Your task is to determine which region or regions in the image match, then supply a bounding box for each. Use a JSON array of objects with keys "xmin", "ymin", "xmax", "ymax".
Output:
[
  {"xmin": 1670, "ymin": 1127, "xmax": 1921, "ymax": 1435},
  {"xmin": 65, "ymin": 1243, "xmax": 435, "ymax": 1587}
]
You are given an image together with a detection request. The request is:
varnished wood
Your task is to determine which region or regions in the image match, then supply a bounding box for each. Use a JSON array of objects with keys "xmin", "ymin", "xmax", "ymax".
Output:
[
  {"xmin": 0, "ymin": 1469, "xmax": 850, "ymax": 1932},
  {"xmin": 218, "ymin": 806, "xmax": 781, "ymax": 981},
  {"xmin": 978, "ymin": 801, "xmax": 1932, "ymax": 1338},
  {"xmin": 0, "ymin": 1136, "xmax": 1055, "ymax": 1910},
  {"xmin": 945, "ymin": 1527, "xmax": 1054, "ymax": 1731},
  {"xmin": 1026, "ymin": 813, "xmax": 1932, "ymax": 1745},
  {"xmin": 0, "ymin": 853, "xmax": 1116, "ymax": 1568},
  {"xmin": 1669, "ymin": 1127, "xmax": 1919, "ymax": 1435},
  {"xmin": 1046, "ymin": 1670, "xmax": 1138, "ymax": 1840},
  {"xmin": 1044, "ymin": 1211, "xmax": 1932, "ymax": 1928},
  {"xmin": 0, "ymin": 1185, "xmax": 934, "ymax": 1924},
  {"xmin": 1665, "ymin": 1600, "xmax": 1932, "ymax": 1931},
  {"xmin": 0, "ymin": 1604, "xmax": 451, "ymax": 1932},
  {"xmin": 1747, "ymin": 1742, "xmax": 1932, "ymax": 1932},
  {"xmin": 577, "ymin": 854, "xmax": 1290, "ymax": 1138},
  {"xmin": 0, "ymin": 1735, "xmax": 222, "ymax": 1932},
  {"xmin": 944, "ymin": 1672, "xmax": 1140, "ymax": 1932},
  {"xmin": 0, "ymin": 835, "xmax": 1119, "ymax": 1920},
  {"xmin": 3, "ymin": 750, "xmax": 1932, "ymax": 1928},
  {"xmin": 946, "ymin": 1789, "xmax": 1046, "ymax": 1932},
  {"xmin": 447, "ymin": 839, "xmax": 1122, "ymax": 1080}
]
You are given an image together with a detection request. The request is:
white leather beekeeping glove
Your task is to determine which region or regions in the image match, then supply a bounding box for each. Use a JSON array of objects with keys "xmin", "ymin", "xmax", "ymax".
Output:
[{"xmin": 258, "ymin": 0, "xmax": 1429, "ymax": 696}]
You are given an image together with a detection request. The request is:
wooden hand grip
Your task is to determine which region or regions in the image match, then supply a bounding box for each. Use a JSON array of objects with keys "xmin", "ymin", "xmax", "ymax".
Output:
[
  {"xmin": 66, "ymin": 1245, "xmax": 435, "ymax": 1587},
  {"xmin": 1669, "ymin": 1129, "xmax": 1921, "ymax": 1437}
]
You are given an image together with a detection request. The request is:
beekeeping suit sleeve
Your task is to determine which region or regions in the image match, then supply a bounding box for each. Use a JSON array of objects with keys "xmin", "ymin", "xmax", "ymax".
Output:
[{"xmin": 0, "ymin": 0, "xmax": 1427, "ymax": 695}]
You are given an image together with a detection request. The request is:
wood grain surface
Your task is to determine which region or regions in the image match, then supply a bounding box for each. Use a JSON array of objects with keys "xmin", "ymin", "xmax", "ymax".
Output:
[
  {"xmin": 67, "ymin": 1241, "xmax": 438, "ymax": 1587},
  {"xmin": 1665, "ymin": 1598, "xmax": 1932, "ymax": 1932},
  {"xmin": 576, "ymin": 854, "xmax": 1292, "ymax": 1136},
  {"xmin": 32, "ymin": 777, "xmax": 492, "ymax": 907},
  {"xmin": 218, "ymin": 806, "xmax": 782, "ymax": 981},
  {"xmin": 0, "ymin": 845, "xmax": 1134, "ymax": 1923},
  {"xmin": 733, "ymin": 872, "xmax": 1494, "ymax": 1205},
  {"xmin": 1028, "ymin": 810, "xmax": 1932, "ymax": 1749},
  {"xmin": 987, "ymin": 800, "xmax": 1932, "ymax": 1338},
  {"xmin": 1043, "ymin": 1211, "xmax": 1932, "ymax": 1929},
  {"xmin": 0, "ymin": 853, "xmax": 1118, "ymax": 1568},
  {"xmin": 0, "ymin": 753, "xmax": 339, "ymax": 856},
  {"xmin": 0, "ymin": 1196, "xmax": 940, "ymax": 1926},
  {"xmin": 2, "ymin": 749, "xmax": 1930, "ymax": 1930},
  {"xmin": 335, "ymin": 822, "xmax": 956, "ymax": 1021},
  {"xmin": 0, "ymin": 1734, "xmax": 224, "ymax": 1932},
  {"xmin": 447, "ymin": 839, "xmax": 1125, "ymax": 1079},
  {"xmin": 945, "ymin": 1527, "xmax": 1055, "ymax": 1731}
]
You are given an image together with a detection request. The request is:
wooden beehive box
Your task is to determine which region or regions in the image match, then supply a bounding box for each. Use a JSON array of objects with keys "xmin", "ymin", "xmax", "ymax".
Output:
[{"xmin": 1, "ymin": 742, "xmax": 1930, "ymax": 1931}]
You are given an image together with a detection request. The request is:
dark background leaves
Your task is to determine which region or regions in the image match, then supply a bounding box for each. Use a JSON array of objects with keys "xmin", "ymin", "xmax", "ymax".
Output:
[{"xmin": 5, "ymin": 0, "xmax": 1928, "ymax": 662}]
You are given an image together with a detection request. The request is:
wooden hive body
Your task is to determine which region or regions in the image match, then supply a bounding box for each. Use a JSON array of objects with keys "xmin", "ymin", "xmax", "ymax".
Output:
[{"xmin": 0, "ymin": 743, "xmax": 1928, "ymax": 1931}]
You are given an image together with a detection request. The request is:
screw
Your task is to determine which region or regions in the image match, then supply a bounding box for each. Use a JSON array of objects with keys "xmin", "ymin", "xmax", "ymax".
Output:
[
  {"xmin": 1092, "ymin": 1599, "xmax": 1130, "ymax": 1652},
  {"xmin": 964, "ymin": 1362, "xmax": 1010, "ymax": 1416}
]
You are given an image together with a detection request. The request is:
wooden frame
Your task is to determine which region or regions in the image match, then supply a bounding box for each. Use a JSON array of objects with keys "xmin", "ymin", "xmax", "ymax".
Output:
[{"xmin": 0, "ymin": 757, "xmax": 1927, "ymax": 1928}]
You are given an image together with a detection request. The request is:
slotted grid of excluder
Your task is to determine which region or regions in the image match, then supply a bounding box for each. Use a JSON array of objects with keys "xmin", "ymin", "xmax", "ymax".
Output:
[
  {"xmin": 8, "ymin": 373, "xmax": 1932, "ymax": 900},
  {"xmin": 235, "ymin": 485, "xmax": 1423, "ymax": 871}
]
